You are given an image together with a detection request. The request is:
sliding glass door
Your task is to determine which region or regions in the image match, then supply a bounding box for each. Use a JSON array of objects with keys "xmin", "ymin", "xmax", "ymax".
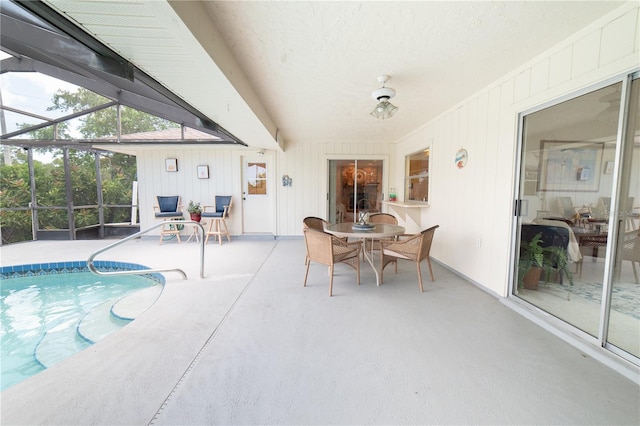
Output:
[
  {"xmin": 514, "ymin": 72, "xmax": 639, "ymax": 363},
  {"xmin": 608, "ymin": 76, "xmax": 640, "ymax": 358},
  {"xmin": 328, "ymin": 159, "xmax": 383, "ymax": 224}
]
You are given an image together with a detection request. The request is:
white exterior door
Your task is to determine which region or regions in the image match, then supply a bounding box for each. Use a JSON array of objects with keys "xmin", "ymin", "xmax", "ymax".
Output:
[{"xmin": 242, "ymin": 155, "xmax": 273, "ymax": 234}]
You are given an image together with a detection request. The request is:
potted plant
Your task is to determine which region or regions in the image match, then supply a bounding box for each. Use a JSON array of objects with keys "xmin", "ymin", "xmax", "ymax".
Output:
[
  {"xmin": 518, "ymin": 233, "xmax": 545, "ymax": 289},
  {"xmin": 541, "ymin": 244, "xmax": 573, "ymax": 287},
  {"xmin": 518, "ymin": 232, "xmax": 573, "ymax": 289},
  {"xmin": 187, "ymin": 200, "xmax": 202, "ymax": 222}
]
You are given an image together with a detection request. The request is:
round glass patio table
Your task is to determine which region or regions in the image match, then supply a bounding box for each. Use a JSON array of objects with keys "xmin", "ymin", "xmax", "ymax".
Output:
[{"xmin": 325, "ymin": 222, "xmax": 405, "ymax": 286}]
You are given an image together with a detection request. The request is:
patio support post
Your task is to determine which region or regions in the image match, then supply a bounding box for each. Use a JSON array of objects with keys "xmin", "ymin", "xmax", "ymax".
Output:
[
  {"xmin": 95, "ymin": 151, "xmax": 105, "ymax": 239},
  {"xmin": 27, "ymin": 148, "xmax": 38, "ymax": 241},
  {"xmin": 63, "ymin": 148, "xmax": 76, "ymax": 239}
]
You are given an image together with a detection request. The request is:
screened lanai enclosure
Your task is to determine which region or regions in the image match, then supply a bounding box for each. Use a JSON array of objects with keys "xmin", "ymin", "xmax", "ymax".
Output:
[{"xmin": 0, "ymin": 0, "xmax": 244, "ymax": 245}]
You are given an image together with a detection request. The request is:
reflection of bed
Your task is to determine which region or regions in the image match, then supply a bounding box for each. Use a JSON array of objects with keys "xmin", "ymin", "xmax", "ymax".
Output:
[{"xmin": 532, "ymin": 218, "xmax": 582, "ymax": 264}]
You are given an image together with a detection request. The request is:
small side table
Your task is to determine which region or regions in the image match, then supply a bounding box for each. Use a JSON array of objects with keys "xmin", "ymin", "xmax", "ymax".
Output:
[{"xmin": 186, "ymin": 220, "xmax": 204, "ymax": 243}]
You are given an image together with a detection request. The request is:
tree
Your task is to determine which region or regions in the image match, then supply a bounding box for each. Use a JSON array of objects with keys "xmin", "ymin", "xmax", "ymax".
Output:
[
  {"xmin": 50, "ymin": 88, "xmax": 177, "ymax": 138},
  {"xmin": 14, "ymin": 121, "xmax": 71, "ymax": 141},
  {"xmin": 0, "ymin": 149, "xmax": 32, "ymax": 243}
]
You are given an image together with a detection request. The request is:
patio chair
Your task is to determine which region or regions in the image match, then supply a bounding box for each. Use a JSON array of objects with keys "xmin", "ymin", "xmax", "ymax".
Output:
[
  {"xmin": 380, "ymin": 225, "xmax": 439, "ymax": 292},
  {"xmin": 202, "ymin": 196, "xmax": 232, "ymax": 245},
  {"xmin": 303, "ymin": 228, "xmax": 362, "ymax": 297},
  {"xmin": 154, "ymin": 195, "xmax": 184, "ymax": 244},
  {"xmin": 364, "ymin": 212, "xmax": 398, "ymax": 257},
  {"xmin": 303, "ymin": 216, "xmax": 329, "ymax": 232},
  {"xmin": 557, "ymin": 196, "xmax": 578, "ymax": 224},
  {"xmin": 595, "ymin": 197, "xmax": 636, "ymax": 229},
  {"xmin": 335, "ymin": 203, "xmax": 345, "ymax": 224},
  {"xmin": 303, "ymin": 216, "xmax": 347, "ymax": 265}
]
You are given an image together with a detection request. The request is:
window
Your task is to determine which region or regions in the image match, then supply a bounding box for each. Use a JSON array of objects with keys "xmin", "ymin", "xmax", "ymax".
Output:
[
  {"xmin": 247, "ymin": 162, "xmax": 267, "ymax": 195},
  {"xmin": 404, "ymin": 149, "xmax": 429, "ymax": 202}
]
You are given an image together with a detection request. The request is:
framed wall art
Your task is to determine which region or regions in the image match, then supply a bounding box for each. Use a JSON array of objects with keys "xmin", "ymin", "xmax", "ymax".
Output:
[
  {"xmin": 197, "ymin": 165, "xmax": 209, "ymax": 179},
  {"xmin": 538, "ymin": 141, "xmax": 603, "ymax": 192},
  {"xmin": 604, "ymin": 161, "xmax": 614, "ymax": 174},
  {"xmin": 165, "ymin": 158, "xmax": 178, "ymax": 172}
]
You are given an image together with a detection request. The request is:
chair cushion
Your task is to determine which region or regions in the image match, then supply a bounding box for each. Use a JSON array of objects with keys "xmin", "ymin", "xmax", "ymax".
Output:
[
  {"xmin": 215, "ymin": 196, "xmax": 232, "ymax": 213},
  {"xmin": 157, "ymin": 196, "xmax": 179, "ymax": 213},
  {"xmin": 155, "ymin": 212, "xmax": 183, "ymax": 218},
  {"xmin": 382, "ymin": 248, "xmax": 411, "ymax": 260},
  {"xmin": 201, "ymin": 212, "xmax": 224, "ymax": 218}
]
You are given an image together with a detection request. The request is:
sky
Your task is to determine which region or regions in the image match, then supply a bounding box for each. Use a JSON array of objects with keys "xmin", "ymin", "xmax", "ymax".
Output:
[
  {"xmin": 0, "ymin": 50, "xmax": 82, "ymax": 136},
  {"xmin": 1, "ymin": 51, "xmax": 87, "ymax": 163}
]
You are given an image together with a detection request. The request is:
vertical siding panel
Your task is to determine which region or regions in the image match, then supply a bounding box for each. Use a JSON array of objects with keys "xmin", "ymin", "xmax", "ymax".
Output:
[
  {"xmin": 548, "ymin": 45, "xmax": 573, "ymax": 88},
  {"xmin": 530, "ymin": 59, "xmax": 550, "ymax": 96},
  {"xmin": 600, "ymin": 8, "xmax": 637, "ymax": 65},
  {"xmin": 572, "ymin": 30, "xmax": 601, "ymax": 77},
  {"xmin": 514, "ymin": 69, "xmax": 530, "ymax": 103}
]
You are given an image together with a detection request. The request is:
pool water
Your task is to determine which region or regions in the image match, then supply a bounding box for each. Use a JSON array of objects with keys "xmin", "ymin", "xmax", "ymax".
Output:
[{"xmin": 1, "ymin": 272, "xmax": 160, "ymax": 391}]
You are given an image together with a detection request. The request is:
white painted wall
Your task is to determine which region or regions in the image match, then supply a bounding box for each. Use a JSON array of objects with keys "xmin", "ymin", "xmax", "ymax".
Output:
[
  {"xmin": 395, "ymin": 2, "xmax": 639, "ymax": 296},
  {"xmin": 136, "ymin": 2, "xmax": 638, "ymax": 298},
  {"xmin": 137, "ymin": 147, "xmax": 243, "ymax": 237},
  {"xmin": 137, "ymin": 143, "xmax": 395, "ymax": 237},
  {"xmin": 274, "ymin": 141, "xmax": 396, "ymax": 235}
]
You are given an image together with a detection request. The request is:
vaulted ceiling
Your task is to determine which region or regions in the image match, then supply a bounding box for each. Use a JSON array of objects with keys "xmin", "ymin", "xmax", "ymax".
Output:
[{"xmin": 36, "ymin": 1, "xmax": 627, "ymax": 151}]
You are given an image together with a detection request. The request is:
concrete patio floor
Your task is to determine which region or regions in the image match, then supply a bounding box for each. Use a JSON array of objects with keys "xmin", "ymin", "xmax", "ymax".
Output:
[{"xmin": 1, "ymin": 237, "xmax": 639, "ymax": 425}]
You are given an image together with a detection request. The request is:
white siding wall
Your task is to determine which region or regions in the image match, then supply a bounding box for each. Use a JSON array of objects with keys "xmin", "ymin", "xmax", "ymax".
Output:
[
  {"xmin": 396, "ymin": 2, "xmax": 640, "ymax": 297},
  {"xmin": 138, "ymin": 147, "xmax": 241, "ymax": 237},
  {"xmin": 137, "ymin": 143, "xmax": 395, "ymax": 237},
  {"xmin": 137, "ymin": 2, "xmax": 638, "ymax": 297}
]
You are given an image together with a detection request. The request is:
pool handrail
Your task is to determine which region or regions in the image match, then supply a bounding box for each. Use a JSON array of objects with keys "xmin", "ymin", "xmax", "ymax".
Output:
[{"xmin": 87, "ymin": 220, "xmax": 205, "ymax": 279}]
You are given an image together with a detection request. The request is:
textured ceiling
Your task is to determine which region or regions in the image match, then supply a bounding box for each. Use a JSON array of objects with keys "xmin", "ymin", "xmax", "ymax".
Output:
[{"xmin": 44, "ymin": 1, "xmax": 625, "ymax": 150}]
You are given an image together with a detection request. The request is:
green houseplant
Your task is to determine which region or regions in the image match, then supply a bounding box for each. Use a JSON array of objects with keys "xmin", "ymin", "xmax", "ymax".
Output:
[
  {"xmin": 187, "ymin": 200, "xmax": 202, "ymax": 222},
  {"xmin": 518, "ymin": 232, "xmax": 573, "ymax": 289}
]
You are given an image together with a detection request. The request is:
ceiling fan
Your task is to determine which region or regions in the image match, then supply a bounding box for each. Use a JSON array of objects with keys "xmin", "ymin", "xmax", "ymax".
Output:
[{"xmin": 370, "ymin": 75, "xmax": 398, "ymax": 119}]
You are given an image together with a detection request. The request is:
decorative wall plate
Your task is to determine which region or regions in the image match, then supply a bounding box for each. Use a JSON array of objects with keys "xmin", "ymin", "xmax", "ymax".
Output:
[{"xmin": 455, "ymin": 148, "xmax": 468, "ymax": 169}]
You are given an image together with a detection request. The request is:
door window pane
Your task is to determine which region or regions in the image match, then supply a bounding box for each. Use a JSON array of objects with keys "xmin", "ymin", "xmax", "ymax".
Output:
[{"xmin": 247, "ymin": 162, "xmax": 267, "ymax": 195}]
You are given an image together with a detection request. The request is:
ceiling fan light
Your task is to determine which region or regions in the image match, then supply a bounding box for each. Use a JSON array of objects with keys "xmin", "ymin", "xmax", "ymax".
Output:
[
  {"xmin": 370, "ymin": 100, "xmax": 398, "ymax": 119},
  {"xmin": 370, "ymin": 75, "xmax": 398, "ymax": 119}
]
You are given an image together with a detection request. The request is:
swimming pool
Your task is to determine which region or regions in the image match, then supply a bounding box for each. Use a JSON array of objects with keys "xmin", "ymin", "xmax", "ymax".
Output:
[{"xmin": 0, "ymin": 261, "xmax": 164, "ymax": 391}]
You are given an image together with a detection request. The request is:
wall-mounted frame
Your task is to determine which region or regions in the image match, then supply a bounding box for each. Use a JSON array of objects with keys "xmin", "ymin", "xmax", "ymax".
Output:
[
  {"xmin": 165, "ymin": 158, "xmax": 178, "ymax": 172},
  {"xmin": 197, "ymin": 165, "xmax": 209, "ymax": 179},
  {"xmin": 604, "ymin": 161, "xmax": 614, "ymax": 174},
  {"xmin": 538, "ymin": 140, "xmax": 603, "ymax": 192}
]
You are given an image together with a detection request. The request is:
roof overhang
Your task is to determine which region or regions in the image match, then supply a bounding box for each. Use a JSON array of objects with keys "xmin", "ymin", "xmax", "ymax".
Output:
[{"xmin": 0, "ymin": 0, "xmax": 247, "ymax": 146}]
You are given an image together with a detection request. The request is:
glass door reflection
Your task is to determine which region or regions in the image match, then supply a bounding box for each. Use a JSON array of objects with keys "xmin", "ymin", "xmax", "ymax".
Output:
[
  {"xmin": 608, "ymin": 76, "xmax": 640, "ymax": 359},
  {"xmin": 328, "ymin": 160, "xmax": 383, "ymax": 224},
  {"xmin": 516, "ymin": 83, "xmax": 622, "ymax": 338}
]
